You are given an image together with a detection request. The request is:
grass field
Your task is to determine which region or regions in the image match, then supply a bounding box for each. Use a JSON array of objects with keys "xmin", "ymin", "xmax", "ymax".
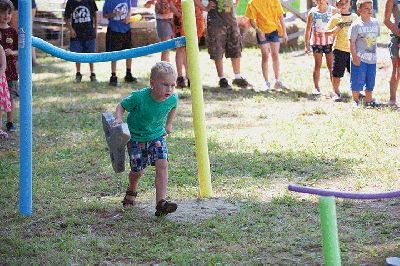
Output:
[{"xmin": 1, "ymin": 3, "xmax": 400, "ymax": 264}]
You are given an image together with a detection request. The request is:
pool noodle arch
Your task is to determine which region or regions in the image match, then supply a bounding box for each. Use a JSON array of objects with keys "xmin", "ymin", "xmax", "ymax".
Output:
[{"xmin": 18, "ymin": 0, "xmax": 212, "ymax": 216}]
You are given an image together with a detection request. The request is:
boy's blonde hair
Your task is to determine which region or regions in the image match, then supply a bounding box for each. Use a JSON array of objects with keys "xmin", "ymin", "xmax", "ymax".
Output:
[
  {"xmin": 356, "ymin": 0, "xmax": 372, "ymax": 9},
  {"xmin": 336, "ymin": 0, "xmax": 349, "ymax": 6},
  {"xmin": 150, "ymin": 61, "xmax": 177, "ymax": 80}
]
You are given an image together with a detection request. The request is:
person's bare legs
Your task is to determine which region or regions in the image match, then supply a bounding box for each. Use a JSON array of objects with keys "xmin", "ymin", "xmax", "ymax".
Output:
[
  {"xmin": 215, "ymin": 57, "xmax": 224, "ymax": 77},
  {"xmin": 176, "ymin": 47, "xmax": 186, "ymax": 78},
  {"xmin": 6, "ymin": 99, "xmax": 13, "ymax": 123},
  {"xmin": 89, "ymin": 63, "xmax": 94, "ymax": 74},
  {"xmin": 332, "ymin": 77, "xmax": 341, "ymax": 95},
  {"xmin": 259, "ymin": 43, "xmax": 269, "ymax": 82},
  {"xmin": 111, "ymin": 61, "xmax": 117, "ymax": 73},
  {"xmin": 160, "ymin": 36, "xmax": 171, "ymax": 62},
  {"xmin": 270, "ymin": 42, "xmax": 281, "ymax": 81},
  {"xmin": 231, "ymin": 57, "xmax": 241, "ymax": 75},
  {"xmin": 124, "ymin": 171, "xmax": 142, "ymax": 202},
  {"xmin": 389, "ymin": 58, "xmax": 400, "ymax": 105},
  {"xmin": 326, "ymin": 53, "xmax": 334, "ymax": 83},
  {"xmin": 365, "ymin": 90, "xmax": 373, "ymax": 103},
  {"xmin": 154, "ymin": 159, "xmax": 168, "ymax": 203},
  {"xmin": 76, "ymin": 62, "xmax": 81, "ymax": 73},
  {"xmin": 313, "ymin": 53, "xmax": 323, "ymax": 90},
  {"xmin": 352, "ymin": 91, "xmax": 360, "ymax": 103},
  {"xmin": 126, "ymin": 58, "xmax": 132, "ymax": 70}
]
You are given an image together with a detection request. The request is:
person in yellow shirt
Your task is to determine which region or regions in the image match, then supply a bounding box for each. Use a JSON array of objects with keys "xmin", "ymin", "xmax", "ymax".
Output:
[
  {"xmin": 326, "ymin": 0, "xmax": 358, "ymax": 101},
  {"xmin": 245, "ymin": 0, "xmax": 288, "ymax": 91}
]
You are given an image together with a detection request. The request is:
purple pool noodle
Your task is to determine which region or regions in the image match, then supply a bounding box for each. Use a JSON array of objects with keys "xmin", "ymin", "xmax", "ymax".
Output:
[{"xmin": 288, "ymin": 184, "xmax": 400, "ymax": 200}]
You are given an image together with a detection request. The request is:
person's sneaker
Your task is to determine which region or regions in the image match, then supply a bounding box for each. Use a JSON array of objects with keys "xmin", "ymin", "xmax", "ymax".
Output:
[
  {"xmin": 219, "ymin": 78, "xmax": 231, "ymax": 89},
  {"xmin": 90, "ymin": 73, "xmax": 97, "ymax": 82},
  {"xmin": 232, "ymin": 77, "xmax": 251, "ymax": 88},
  {"xmin": 388, "ymin": 100, "xmax": 398, "ymax": 108},
  {"xmin": 75, "ymin": 73, "xmax": 82, "ymax": 83},
  {"xmin": 332, "ymin": 93, "xmax": 342, "ymax": 102},
  {"xmin": 273, "ymin": 80, "xmax": 287, "ymax": 89},
  {"xmin": 365, "ymin": 100, "xmax": 382, "ymax": 108},
  {"xmin": 124, "ymin": 72, "xmax": 137, "ymax": 83},
  {"xmin": 261, "ymin": 81, "xmax": 271, "ymax": 91},
  {"xmin": 312, "ymin": 88, "xmax": 321, "ymax": 95},
  {"xmin": 351, "ymin": 100, "xmax": 359, "ymax": 109},
  {"xmin": 176, "ymin": 76, "xmax": 186, "ymax": 88},
  {"xmin": 359, "ymin": 91, "xmax": 365, "ymax": 98},
  {"xmin": 109, "ymin": 76, "xmax": 118, "ymax": 87},
  {"xmin": 6, "ymin": 122, "xmax": 16, "ymax": 132}
]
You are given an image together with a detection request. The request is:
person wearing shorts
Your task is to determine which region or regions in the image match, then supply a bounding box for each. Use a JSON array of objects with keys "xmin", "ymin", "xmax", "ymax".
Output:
[
  {"xmin": 196, "ymin": 0, "xmax": 251, "ymax": 89},
  {"xmin": 113, "ymin": 61, "xmax": 178, "ymax": 217},
  {"xmin": 349, "ymin": 0, "xmax": 380, "ymax": 108},
  {"xmin": 65, "ymin": 0, "xmax": 98, "ymax": 83},
  {"xmin": 144, "ymin": 0, "xmax": 178, "ymax": 62},
  {"xmin": 103, "ymin": 0, "xmax": 137, "ymax": 86},
  {"xmin": 326, "ymin": 0, "xmax": 358, "ymax": 101},
  {"xmin": 384, "ymin": 0, "xmax": 400, "ymax": 107},
  {"xmin": 245, "ymin": 0, "xmax": 288, "ymax": 91}
]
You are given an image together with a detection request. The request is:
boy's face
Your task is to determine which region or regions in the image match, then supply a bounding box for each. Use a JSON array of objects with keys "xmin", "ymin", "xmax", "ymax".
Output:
[
  {"xmin": 358, "ymin": 2, "xmax": 373, "ymax": 18},
  {"xmin": 0, "ymin": 9, "xmax": 11, "ymax": 24},
  {"xmin": 337, "ymin": 0, "xmax": 350, "ymax": 13},
  {"xmin": 150, "ymin": 73, "xmax": 176, "ymax": 102},
  {"xmin": 314, "ymin": 0, "xmax": 328, "ymax": 6}
]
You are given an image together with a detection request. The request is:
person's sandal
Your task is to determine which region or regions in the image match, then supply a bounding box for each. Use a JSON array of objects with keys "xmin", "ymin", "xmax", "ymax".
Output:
[
  {"xmin": 121, "ymin": 190, "xmax": 138, "ymax": 207},
  {"xmin": 155, "ymin": 199, "xmax": 177, "ymax": 217}
]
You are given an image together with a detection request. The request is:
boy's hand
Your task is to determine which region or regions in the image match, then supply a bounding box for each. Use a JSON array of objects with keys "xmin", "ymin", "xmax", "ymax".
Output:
[
  {"xmin": 206, "ymin": 1, "xmax": 216, "ymax": 11},
  {"xmin": 4, "ymin": 48, "xmax": 15, "ymax": 56},
  {"xmin": 165, "ymin": 124, "xmax": 173, "ymax": 134},
  {"xmin": 70, "ymin": 28, "xmax": 77, "ymax": 38},
  {"xmin": 113, "ymin": 117, "xmax": 123, "ymax": 126},
  {"xmin": 352, "ymin": 56, "xmax": 361, "ymax": 66},
  {"xmin": 257, "ymin": 31, "xmax": 266, "ymax": 42},
  {"xmin": 282, "ymin": 32, "xmax": 288, "ymax": 45}
]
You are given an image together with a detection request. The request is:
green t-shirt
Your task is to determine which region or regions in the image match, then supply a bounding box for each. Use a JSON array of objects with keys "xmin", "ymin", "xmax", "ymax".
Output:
[{"xmin": 121, "ymin": 87, "xmax": 178, "ymax": 142}]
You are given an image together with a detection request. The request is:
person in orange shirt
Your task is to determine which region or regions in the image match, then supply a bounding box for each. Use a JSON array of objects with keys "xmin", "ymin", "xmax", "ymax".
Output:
[{"xmin": 245, "ymin": 0, "xmax": 288, "ymax": 91}]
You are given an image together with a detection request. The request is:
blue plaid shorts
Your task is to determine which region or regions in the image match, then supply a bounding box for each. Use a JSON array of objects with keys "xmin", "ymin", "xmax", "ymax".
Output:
[{"xmin": 127, "ymin": 135, "xmax": 168, "ymax": 173}]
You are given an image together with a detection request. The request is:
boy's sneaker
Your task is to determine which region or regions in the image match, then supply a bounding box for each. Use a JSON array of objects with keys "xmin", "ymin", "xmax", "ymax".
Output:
[
  {"xmin": 332, "ymin": 93, "xmax": 342, "ymax": 102},
  {"xmin": 273, "ymin": 80, "xmax": 287, "ymax": 89},
  {"xmin": 75, "ymin": 73, "xmax": 82, "ymax": 83},
  {"xmin": 176, "ymin": 76, "xmax": 186, "ymax": 88},
  {"xmin": 124, "ymin": 72, "xmax": 137, "ymax": 83},
  {"xmin": 90, "ymin": 73, "xmax": 97, "ymax": 82},
  {"xmin": 219, "ymin": 78, "xmax": 231, "ymax": 89},
  {"xmin": 232, "ymin": 77, "xmax": 251, "ymax": 88},
  {"xmin": 312, "ymin": 88, "xmax": 321, "ymax": 95},
  {"xmin": 109, "ymin": 76, "xmax": 118, "ymax": 87},
  {"xmin": 351, "ymin": 100, "xmax": 359, "ymax": 109},
  {"xmin": 6, "ymin": 122, "xmax": 16, "ymax": 132}
]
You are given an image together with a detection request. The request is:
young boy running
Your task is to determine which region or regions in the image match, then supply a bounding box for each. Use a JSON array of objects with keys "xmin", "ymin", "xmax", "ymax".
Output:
[{"xmin": 113, "ymin": 61, "xmax": 178, "ymax": 216}]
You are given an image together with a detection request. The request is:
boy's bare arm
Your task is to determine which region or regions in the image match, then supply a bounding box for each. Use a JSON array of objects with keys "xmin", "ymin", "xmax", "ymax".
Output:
[
  {"xmin": 113, "ymin": 103, "xmax": 126, "ymax": 125},
  {"xmin": 169, "ymin": 0, "xmax": 180, "ymax": 17},
  {"xmin": 384, "ymin": 0, "xmax": 400, "ymax": 36},
  {"xmin": 165, "ymin": 108, "xmax": 176, "ymax": 134},
  {"xmin": 103, "ymin": 10, "xmax": 122, "ymax": 18},
  {"xmin": 65, "ymin": 18, "xmax": 77, "ymax": 38},
  {"xmin": 349, "ymin": 39, "xmax": 360, "ymax": 66}
]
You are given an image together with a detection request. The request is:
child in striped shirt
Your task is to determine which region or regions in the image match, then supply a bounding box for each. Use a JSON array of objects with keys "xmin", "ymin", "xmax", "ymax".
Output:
[{"xmin": 305, "ymin": 0, "xmax": 337, "ymax": 95}]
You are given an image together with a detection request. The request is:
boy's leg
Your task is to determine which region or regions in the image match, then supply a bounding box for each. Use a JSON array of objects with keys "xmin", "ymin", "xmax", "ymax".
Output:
[
  {"xmin": 76, "ymin": 62, "xmax": 81, "ymax": 73},
  {"xmin": 111, "ymin": 61, "xmax": 117, "ymax": 74},
  {"xmin": 124, "ymin": 170, "xmax": 142, "ymax": 202},
  {"xmin": 364, "ymin": 90, "xmax": 373, "ymax": 103},
  {"xmin": 154, "ymin": 159, "xmax": 168, "ymax": 203},
  {"xmin": 89, "ymin": 63, "xmax": 94, "ymax": 74},
  {"xmin": 126, "ymin": 58, "xmax": 132, "ymax": 70},
  {"xmin": 365, "ymin": 63, "xmax": 377, "ymax": 104},
  {"xmin": 176, "ymin": 47, "xmax": 186, "ymax": 78},
  {"xmin": 160, "ymin": 36, "xmax": 171, "ymax": 62}
]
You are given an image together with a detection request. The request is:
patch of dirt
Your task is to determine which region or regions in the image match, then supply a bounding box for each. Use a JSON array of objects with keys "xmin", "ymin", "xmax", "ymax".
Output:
[{"xmin": 134, "ymin": 198, "xmax": 241, "ymax": 223}]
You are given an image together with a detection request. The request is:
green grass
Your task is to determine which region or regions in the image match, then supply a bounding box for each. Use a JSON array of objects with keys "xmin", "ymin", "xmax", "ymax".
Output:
[{"xmin": 1, "ymin": 37, "xmax": 400, "ymax": 264}]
